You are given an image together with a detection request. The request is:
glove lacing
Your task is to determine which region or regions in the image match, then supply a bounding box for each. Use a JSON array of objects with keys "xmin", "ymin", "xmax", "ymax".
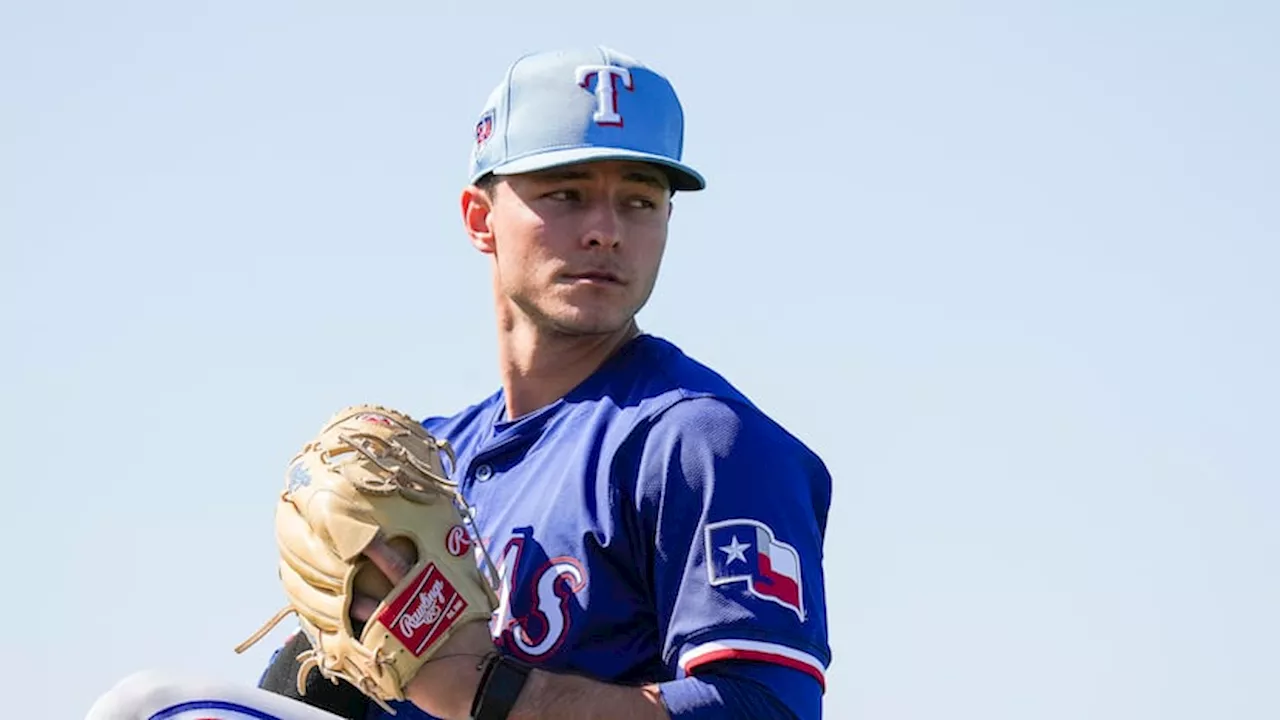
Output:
[{"xmin": 332, "ymin": 431, "xmax": 459, "ymax": 504}]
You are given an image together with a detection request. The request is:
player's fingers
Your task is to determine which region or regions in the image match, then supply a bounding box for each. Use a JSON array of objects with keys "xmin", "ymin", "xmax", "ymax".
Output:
[
  {"xmin": 364, "ymin": 535, "xmax": 412, "ymax": 584},
  {"xmin": 350, "ymin": 594, "xmax": 380, "ymax": 624}
]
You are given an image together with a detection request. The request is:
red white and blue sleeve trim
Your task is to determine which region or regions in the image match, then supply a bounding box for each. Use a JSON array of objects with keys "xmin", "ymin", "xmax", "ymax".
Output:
[{"xmin": 677, "ymin": 639, "xmax": 827, "ymax": 691}]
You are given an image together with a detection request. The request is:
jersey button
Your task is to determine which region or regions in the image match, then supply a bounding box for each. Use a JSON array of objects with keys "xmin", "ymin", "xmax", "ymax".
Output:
[{"xmin": 474, "ymin": 463, "xmax": 493, "ymax": 482}]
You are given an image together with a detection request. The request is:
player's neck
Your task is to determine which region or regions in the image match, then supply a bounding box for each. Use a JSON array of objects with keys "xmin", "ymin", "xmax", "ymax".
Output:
[{"xmin": 495, "ymin": 315, "xmax": 639, "ymax": 421}]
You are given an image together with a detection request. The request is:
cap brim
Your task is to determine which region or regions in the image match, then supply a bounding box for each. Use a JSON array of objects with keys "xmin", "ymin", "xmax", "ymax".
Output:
[{"xmin": 483, "ymin": 146, "xmax": 705, "ymax": 192}]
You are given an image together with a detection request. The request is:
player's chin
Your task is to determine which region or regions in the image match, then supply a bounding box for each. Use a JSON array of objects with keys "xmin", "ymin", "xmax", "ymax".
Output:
[{"xmin": 544, "ymin": 301, "xmax": 636, "ymax": 337}]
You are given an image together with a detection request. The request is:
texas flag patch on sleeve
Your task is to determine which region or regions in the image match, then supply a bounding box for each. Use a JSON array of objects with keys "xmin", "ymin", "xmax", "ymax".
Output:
[{"xmin": 705, "ymin": 518, "xmax": 805, "ymax": 621}]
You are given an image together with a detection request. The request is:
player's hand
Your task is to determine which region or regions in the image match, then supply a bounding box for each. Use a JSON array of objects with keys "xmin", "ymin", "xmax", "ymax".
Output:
[
  {"xmin": 349, "ymin": 534, "xmax": 413, "ymax": 625},
  {"xmin": 352, "ymin": 534, "xmax": 497, "ymax": 720}
]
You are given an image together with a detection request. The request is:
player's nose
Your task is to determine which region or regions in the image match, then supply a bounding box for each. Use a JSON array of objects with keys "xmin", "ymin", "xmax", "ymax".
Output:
[
  {"xmin": 580, "ymin": 200, "xmax": 622, "ymax": 249},
  {"xmin": 582, "ymin": 230, "xmax": 620, "ymax": 250}
]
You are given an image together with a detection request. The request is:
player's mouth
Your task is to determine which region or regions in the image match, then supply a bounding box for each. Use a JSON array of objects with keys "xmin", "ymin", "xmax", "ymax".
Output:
[{"xmin": 562, "ymin": 270, "xmax": 626, "ymax": 286}]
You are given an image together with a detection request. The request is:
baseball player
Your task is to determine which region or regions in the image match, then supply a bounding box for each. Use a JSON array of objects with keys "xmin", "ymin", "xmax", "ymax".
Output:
[{"xmin": 86, "ymin": 46, "xmax": 832, "ymax": 720}]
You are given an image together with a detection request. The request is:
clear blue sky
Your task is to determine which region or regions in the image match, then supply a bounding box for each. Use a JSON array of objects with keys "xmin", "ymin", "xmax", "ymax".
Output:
[{"xmin": 3, "ymin": 2, "xmax": 1277, "ymax": 718}]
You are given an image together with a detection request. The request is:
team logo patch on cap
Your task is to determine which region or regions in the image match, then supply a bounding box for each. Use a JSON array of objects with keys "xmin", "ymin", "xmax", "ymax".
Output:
[
  {"xmin": 475, "ymin": 111, "xmax": 494, "ymax": 147},
  {"xmin": 705, "ymin": 518, "xmax": 805, "ymax": 621}
]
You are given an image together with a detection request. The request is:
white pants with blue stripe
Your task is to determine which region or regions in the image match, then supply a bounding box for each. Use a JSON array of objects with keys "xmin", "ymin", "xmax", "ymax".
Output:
[{"xmin": 85, "ymin": 669, "xmax": 349, "ymax": 720}]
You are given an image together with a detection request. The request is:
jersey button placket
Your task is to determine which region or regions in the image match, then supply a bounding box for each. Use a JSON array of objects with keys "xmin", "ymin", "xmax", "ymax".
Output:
[{"xmin": 474, "ymin": 463, "xmax": 494, "ymax": 482}]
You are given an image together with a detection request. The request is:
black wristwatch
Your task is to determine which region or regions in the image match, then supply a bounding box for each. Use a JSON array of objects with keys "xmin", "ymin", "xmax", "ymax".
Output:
[{"xmin": 469, "ymin": 653, "xmax": 534, "ymax": 720}]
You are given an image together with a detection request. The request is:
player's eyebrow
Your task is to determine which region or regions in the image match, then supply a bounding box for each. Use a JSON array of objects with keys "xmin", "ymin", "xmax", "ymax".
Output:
[{"xmin": 622, "ymin": 171, "xmax": 670, "ymax": 192}]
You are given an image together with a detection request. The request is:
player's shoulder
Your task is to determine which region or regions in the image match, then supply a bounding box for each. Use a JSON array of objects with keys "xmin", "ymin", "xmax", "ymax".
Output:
[
  {"xmin": 415, "ymin": 333, "xmax": 825, "ymax": 474},
  {"xmin": 619, "ymin": 335, "xmax": 829, "ymax": 476},
  {"xmin": 593, "ymin": 333, "xmax": 751, "ymax": 414}
]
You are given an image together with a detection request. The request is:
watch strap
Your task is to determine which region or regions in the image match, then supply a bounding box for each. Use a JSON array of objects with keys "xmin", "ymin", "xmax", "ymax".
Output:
[{"xmin": 469, "ymin": 653, "xmax": 533, "ymax": 720}]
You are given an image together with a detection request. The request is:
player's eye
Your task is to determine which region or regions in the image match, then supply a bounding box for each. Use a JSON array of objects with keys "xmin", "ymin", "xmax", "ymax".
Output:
[{"xmin": 545, "ymin": 189, "xmax": 580, "ymax": 202}]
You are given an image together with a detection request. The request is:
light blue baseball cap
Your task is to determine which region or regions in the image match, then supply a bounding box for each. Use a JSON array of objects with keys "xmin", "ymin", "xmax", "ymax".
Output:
[{"xmin": 468, "ymin": 46, "xmax": 706, "ymax": 192}]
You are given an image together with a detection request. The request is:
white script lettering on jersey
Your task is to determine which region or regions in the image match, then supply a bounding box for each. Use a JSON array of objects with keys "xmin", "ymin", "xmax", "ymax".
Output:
[
  {"xmin": 491, "ymin": 538, "xmax": 588, "ymax": 659},
  {"xmin": 575, "ymin": 64, "xmax": 633, "ymax": 126}
]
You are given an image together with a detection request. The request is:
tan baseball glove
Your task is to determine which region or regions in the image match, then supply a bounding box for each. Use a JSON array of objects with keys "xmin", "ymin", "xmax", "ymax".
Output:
[{"xmin": 236, "ymin": 404, "xmax": 500, "ymax": 714}]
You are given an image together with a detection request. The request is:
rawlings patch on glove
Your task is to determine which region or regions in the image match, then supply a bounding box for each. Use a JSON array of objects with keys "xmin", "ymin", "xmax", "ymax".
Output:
[{"xmin": 236, "ymin": 404, "xmax": 500, "ymax": 714}]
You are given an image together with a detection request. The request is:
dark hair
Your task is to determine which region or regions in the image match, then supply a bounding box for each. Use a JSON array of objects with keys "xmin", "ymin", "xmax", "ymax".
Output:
[{"xmin": 474, "ymin": 173, "xmax": 498, "ymax": 196}]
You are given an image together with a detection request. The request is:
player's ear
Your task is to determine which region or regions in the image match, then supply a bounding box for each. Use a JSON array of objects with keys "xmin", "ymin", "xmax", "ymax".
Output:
[{"xmin": 461, "ymin": 183, "xmax": 496, "ymax": 255}]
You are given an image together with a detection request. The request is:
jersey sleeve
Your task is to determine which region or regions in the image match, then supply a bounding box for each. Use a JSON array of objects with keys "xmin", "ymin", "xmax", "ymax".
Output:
[{"xmin": 631, "ymin": 396, "xmax": 833, "ymax": 694}]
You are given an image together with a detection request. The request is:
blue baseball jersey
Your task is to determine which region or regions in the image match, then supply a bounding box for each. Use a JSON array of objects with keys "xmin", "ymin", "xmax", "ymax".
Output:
[{"xmin": 373, "ymin": 334, "xmax": 832, "ymax": 718}]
